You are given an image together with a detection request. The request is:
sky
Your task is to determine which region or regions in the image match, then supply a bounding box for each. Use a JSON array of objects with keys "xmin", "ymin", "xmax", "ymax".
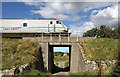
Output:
[
  {"xmin": 54, "ymin": 47, "xmax": 69, "ymax": 53},
  {"xmin": 1, "ymin": 0, "xmax": 118, "ymax": 37},
  {"xmin": 1, "ymin": 0, "xmax": 119, "ymax": 52}
]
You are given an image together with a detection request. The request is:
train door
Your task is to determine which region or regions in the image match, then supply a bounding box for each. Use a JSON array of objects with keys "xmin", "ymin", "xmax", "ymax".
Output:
[{"xmin": 49, "ymin": 21, "xmax": 55, "ymax": 32}]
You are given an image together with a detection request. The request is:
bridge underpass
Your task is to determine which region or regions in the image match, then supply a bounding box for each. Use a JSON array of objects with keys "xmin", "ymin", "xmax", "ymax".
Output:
[
  {"xmin": 48, "ymin": 45, "xmax": 71, "ymax": 73},
  {"xmin": 24, "ymin": 37, "xmax": 96, "ymax": 73},
  {"xmin": 39, "ymin": 42, "xmax": 86, "ymax": 73}
]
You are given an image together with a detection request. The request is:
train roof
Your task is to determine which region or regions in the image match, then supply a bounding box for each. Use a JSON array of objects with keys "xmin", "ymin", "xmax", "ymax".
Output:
[{"xmin": 1, "ymin": 18, "xmax": 60, "ymax": 21}]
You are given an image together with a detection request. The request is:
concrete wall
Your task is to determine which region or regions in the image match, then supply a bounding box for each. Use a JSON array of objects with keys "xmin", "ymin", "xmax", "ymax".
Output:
[
  {"xmin": 70, "ymin": 43, "xmax": 86, "ymax": 73},
  {"xmin": 24, "ymin": 37, "xmax": 96, "ymax": 42},
  {"xmin": 39, "ymin": 42, "xmax": 49, "ymax": 71},
  {"xmin": 38, "ymin": 42, "xmax": 86, "ymax": 73},
  {"xmin": 48, "ymin": 45, "xmax": 54, "ymax": 73}
]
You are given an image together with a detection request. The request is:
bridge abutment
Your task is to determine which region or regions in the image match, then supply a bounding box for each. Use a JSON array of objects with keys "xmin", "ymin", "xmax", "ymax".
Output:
[{"xmin": 39, "ymin": 42, "xmax": 49, "ymax": 71}]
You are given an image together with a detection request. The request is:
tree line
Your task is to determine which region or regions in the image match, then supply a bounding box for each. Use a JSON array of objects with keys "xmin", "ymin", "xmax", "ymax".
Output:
[{"xmin": 83, "ymin": 25, "xmax": 120, "ymax": 39}]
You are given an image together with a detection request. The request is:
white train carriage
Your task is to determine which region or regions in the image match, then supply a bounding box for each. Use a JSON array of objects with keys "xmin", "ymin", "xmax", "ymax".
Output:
[{"xmin": 0, "ymin": 19, "xmax": 69, "ymax": 37}]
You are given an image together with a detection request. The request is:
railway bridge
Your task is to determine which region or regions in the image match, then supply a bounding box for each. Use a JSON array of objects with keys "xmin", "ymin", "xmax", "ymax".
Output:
[{"xmin": 24, "ymin": 36, "xmax": 96, "ymax": 73}]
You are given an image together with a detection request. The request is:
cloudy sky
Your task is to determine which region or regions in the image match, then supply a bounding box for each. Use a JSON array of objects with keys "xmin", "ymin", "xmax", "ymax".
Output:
[{"xmin": 1, "ymin": 0, "xmax": 119, "ymax": 36}]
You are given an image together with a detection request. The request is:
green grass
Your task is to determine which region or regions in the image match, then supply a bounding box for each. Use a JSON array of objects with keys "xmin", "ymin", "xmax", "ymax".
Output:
[
  {"xmin": 54, "ymin": 62, "xmax": 59, "ymax": 67},
  {"xmin": 65, "ymin": 61, "xmax": 69, "ymax": 67},
  {"xmin": 54, "ymin": 53, "xmax": 69, "ymax": 68},
  {"xmin": 18, "ymin": 68, "xmax": 50, "ymax": 76},
  {"xmin": 81, "ymin": 38, "xmax": 118, "ymax": 61},
  {"xmin": 70, "ymin": 70, "xmax": 97, "ymax": 75},
  {"xmin": 79, "ymin": 38, "xmax": 118, "ymax": 75},
  {"xmin": 70, "ymin": 66, "xmax": 114, "ymax": 75},
  {"xmin": 2, "ymin": 38, "xmax": 40, "ymax": 70},
  {"xmin": 54, "ymin": 56, "xmax": 69, "ymax": 62},
  {"xmin": 2, "ymin": 38, "xmax": 50, "ymax": 75}
]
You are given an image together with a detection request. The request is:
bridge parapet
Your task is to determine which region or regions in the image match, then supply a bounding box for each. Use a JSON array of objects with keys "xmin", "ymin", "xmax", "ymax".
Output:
[{"xmin": 23, "ymin": 37, "xmax": 96, "ymax": 42}]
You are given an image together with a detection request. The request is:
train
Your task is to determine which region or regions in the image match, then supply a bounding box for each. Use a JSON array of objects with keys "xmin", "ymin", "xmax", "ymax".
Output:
[{"xmin": 0, "ymin": 18, "xmax": 70, "ymax": 37}]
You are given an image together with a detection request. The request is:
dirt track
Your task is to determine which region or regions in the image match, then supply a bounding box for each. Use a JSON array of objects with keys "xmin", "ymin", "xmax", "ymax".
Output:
[
  {"xmin": 57, "ymin": 62, "xmax": 65, "ymax": 68},
  {"xmin": 50, "ymin": 62, "xmax": 69, "ymax": 77}
]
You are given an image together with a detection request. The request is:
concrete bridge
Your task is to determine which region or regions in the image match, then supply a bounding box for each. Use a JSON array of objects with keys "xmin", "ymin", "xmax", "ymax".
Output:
[{"xmin": 24, "ymin": 37, "xmax": 96, "ymax": 73}]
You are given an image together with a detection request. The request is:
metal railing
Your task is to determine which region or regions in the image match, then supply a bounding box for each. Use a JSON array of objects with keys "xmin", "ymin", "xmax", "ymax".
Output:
[
  {"xmin": 37, "ymin": 33, "xmax": 70, "ymax": 42},
  {"xmin": 23, "ymin": 32, "xmax": 96, "ymax": 42}
]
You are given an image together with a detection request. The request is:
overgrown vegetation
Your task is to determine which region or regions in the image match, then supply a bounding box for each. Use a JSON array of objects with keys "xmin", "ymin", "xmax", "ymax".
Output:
[
  {"xmin": 2, "ymin": 38, "xmax": 40, "ymax": 70},
  {"xmin": 2, "ymin": 38, "xmax": 49, "ymax": 75},
  {"xmin": 81, "ymin": 38, "xmax": 118, "ymax": 75},
  {"xmin": 70, "ymin": 70, "xmax": 97, "ymax": 75},
  {"xmin": 18, "ymin": 68, "xmax": 50, "ymax": 76},
  {"xmin": 81, "ymin": 38, "xmax": 118, "ymax": 61},
  {"xmin": 70, "ymin": 66, "xmax": 116, "ymax": 76}
]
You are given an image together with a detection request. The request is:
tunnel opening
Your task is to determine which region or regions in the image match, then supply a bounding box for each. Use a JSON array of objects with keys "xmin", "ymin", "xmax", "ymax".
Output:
[{"xmin": 48, "ymin": 45, "xmax": 71, "ymax": 74}]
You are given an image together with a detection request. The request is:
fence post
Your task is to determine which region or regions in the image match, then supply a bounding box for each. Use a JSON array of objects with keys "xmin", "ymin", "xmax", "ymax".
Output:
[
  {"xmin": 42, "ymin": 33, "xmax": 43, "ymax": 41},
  {"xmin": 68, "ymin": 33, "xmax": 69, "ymax": 42},
  {"xmin": 59, "ymin": 33, "xmax": 61, "ymax": 42},
  {"xmin": 50, "ymin": 33, "xmax": 52, "ymax": 41}
]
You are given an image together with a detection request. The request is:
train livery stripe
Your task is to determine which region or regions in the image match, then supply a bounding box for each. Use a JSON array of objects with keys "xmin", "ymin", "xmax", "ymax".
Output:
[{"xmin": 0, "ymin": 27, "xmax": 64, "ymax": 28}]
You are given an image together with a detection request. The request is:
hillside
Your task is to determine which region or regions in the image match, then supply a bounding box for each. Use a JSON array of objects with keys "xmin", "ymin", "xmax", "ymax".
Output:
[
  {"xmin": 1, "ymin": 38, "xmax": 51, "ymax": 75},
  {"xmin": 70, "ymin": 38, "xmax": 119, "ymax": 75},
  {"xmin": 2, "ymin": 38, "xmax": 40, "ymax": 70},
  {"xmin": 81, "ymin": 38, "xmax": 118, "ymax": 61}
]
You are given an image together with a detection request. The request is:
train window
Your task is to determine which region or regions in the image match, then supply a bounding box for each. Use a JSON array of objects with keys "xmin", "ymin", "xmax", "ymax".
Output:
[
  {"xmin": 50, "ymin": 21, "xmax": 53, "ymax": 24},
  {"xmin": 56, "ymin": 21, "xmax": 61, "ymax": 24},
  {"xmin": 23, "ymin": 23, "xmax": 27, "ymax": 27}
]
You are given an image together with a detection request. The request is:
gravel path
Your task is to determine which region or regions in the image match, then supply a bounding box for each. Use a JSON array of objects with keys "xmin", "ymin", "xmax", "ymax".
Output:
[{"xmin": 57, "ymin": 62, "xmax": 65, "ymax": 68}]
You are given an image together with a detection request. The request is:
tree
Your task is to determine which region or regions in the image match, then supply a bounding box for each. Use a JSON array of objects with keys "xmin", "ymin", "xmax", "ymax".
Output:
[
  {"xmin": 83, "ymin": 27, "xmax": 99, "ymax": 37},
  {"xmin": 98, "ymin": 25, "xmax": 113, "ymax": 38},
  {"xmin": 83, "ymin": 25, "xmax": 119, "ymax": 39}
]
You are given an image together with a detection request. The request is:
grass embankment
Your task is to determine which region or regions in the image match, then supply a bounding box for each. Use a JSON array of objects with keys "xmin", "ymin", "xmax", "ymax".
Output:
[
  {"xmin": 81, "ymin": 38, "xmax": 118, "ymax": 61},
  {"xmin": 19, "ymin": 69, "xmax": 50, "ymax": 76},
  {"xmin": 2, "ymin": 38, "xmax": 50, "ymax": 75},
  {"xmin": 71, "ymin": 38, "xmax": 118, "ymax": 75},
  {"xmin": 70, "ymin": 70, "xmax": 97, "ymax": 75}
]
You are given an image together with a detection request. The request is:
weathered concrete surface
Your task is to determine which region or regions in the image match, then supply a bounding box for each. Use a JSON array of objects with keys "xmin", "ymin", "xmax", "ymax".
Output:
[
  {"xmin": 48, "ymin": 45, "xmax": 54, "ymax": 73},
  {"xmin": 78, "ymin": 43, "xmax": 86, "ymax": 72},
  {"xmin": 39, "ymin": 42, "xmax": 49, "ymax": 71},
  {"xmin": 24, "ymin": 37, "xmax": 96, "ymax": 43},
  {"xmin": 70, "ymin": 43, "xmax": 86, "ymax": 73}
]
